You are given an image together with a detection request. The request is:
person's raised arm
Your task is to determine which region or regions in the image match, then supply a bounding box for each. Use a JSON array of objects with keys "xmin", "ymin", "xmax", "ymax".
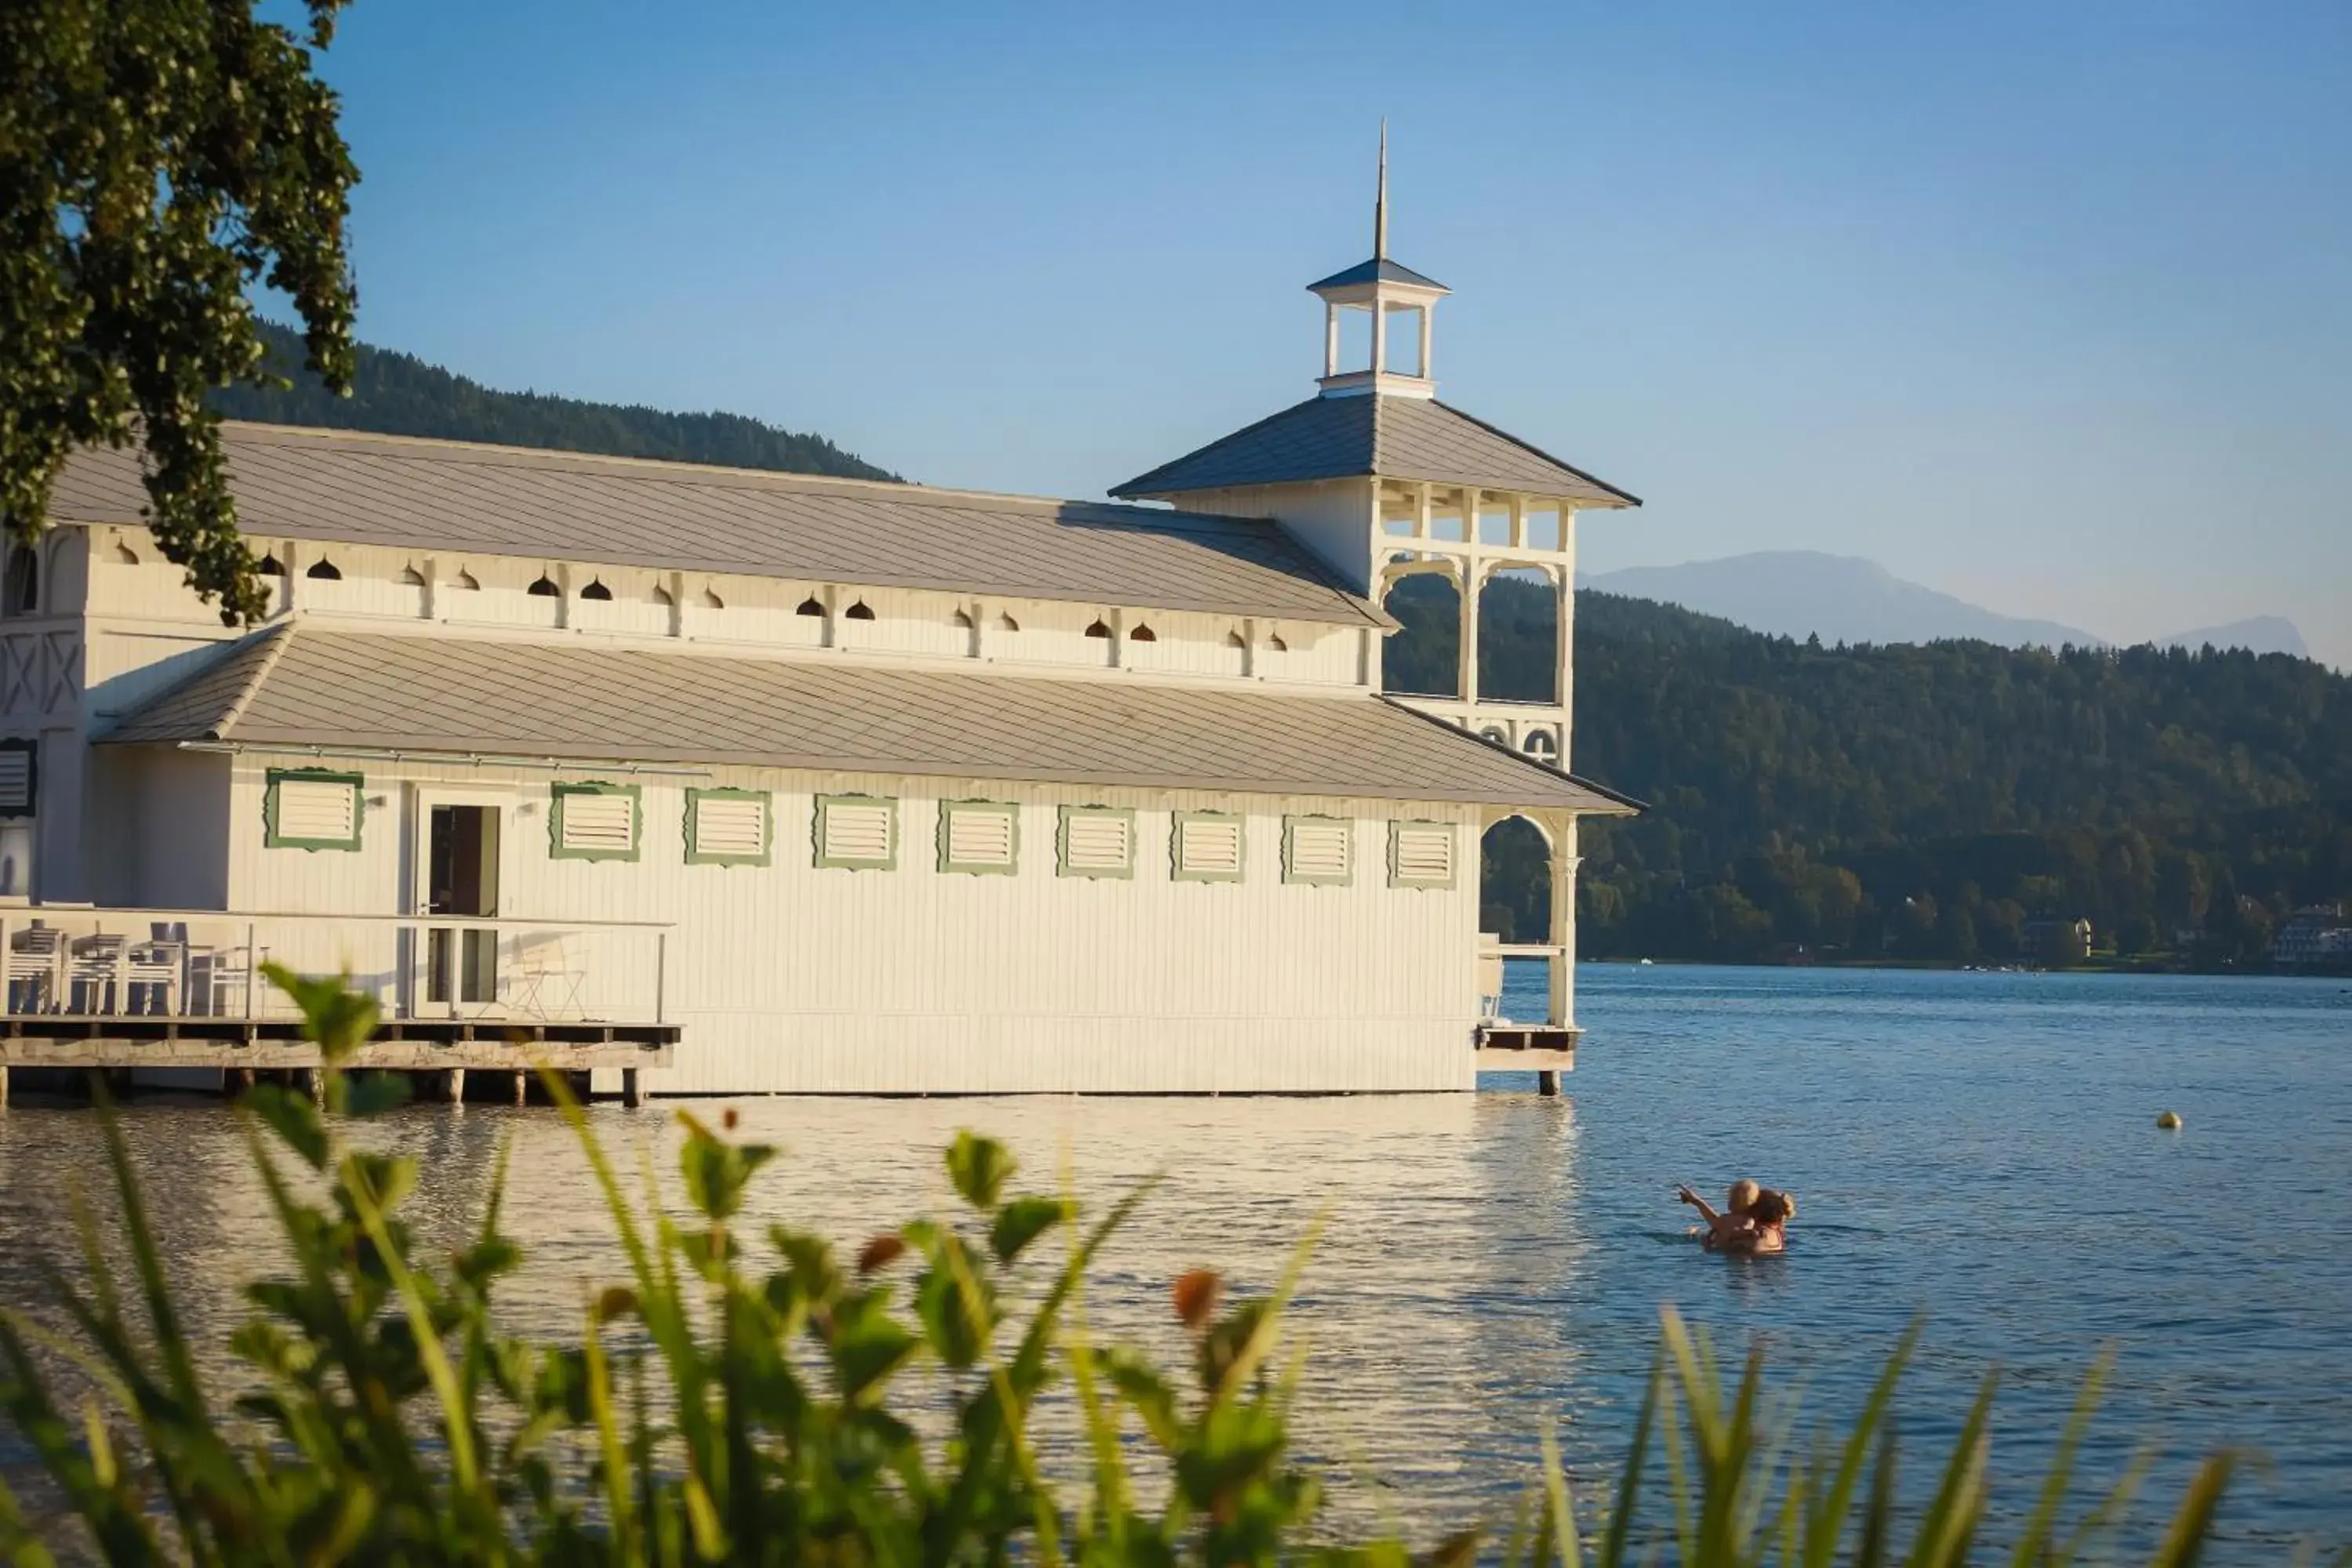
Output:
[{"xmin": 1679, "ymin": 1185, "xmax": 1748, "ymax": 1241}]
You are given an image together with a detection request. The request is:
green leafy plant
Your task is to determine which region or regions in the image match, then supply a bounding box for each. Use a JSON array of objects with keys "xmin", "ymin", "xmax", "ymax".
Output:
[
  {"xmin": 0, "ymin": 972, "xmax": 2258, "ymax": 1564},
  {"xmin": 2, "ymin": 0, "xmax": 360, "ymax": 623}
]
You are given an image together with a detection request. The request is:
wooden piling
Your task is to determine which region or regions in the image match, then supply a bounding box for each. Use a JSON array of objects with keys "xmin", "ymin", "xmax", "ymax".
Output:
[
  {"xmin": 510, "ymin": 1070, "xmax": 528, "ymax": 1106},
  {"xmin": 1536, "ymin": 1070, "xmax": 1559, "ymax": 1097},
  {"xmin": 622, "ymin": 1068, "xmax": 644, "ymax": 1109},
  {"xmin": 441, "ymin": 1067, "xmax": 466, "ymax": 1104}
]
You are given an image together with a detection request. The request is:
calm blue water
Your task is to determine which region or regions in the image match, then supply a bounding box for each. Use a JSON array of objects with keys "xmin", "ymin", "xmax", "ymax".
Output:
[{"xmin": 0, "ymin": 964, "xmax": 2346, "ymax": 1556}]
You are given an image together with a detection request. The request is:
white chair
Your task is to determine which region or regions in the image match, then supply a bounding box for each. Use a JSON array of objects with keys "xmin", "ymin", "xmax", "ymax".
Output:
[
  {"xmin": 68, "ymin": 934, "xmax": 127, "ymax": 1015},
  {"xmin": 507, "ymin": 931, "xmax": 586, "ymax": 1021},
  {"xmin": 5, "ymin": 926, "xmax": 66, "ymax": 1014},
  {"xmin": 190, "ymin": 943, "xmax": 255, "ymax": 1018},
  {"xmin": 126, "ymin": 924, "xmax": 186, "ymax": 1015}
]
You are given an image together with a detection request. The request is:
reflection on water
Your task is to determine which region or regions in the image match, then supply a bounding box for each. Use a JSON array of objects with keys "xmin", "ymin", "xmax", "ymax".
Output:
[{"xmin": 1, "ymin": 966, "xmax": 2348, "ymax": 1559}]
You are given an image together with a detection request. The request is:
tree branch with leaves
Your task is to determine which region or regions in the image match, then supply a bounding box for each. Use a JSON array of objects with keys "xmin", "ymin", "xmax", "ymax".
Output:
[{"xmin": 1, "ymin": 0, "xmax": 359, "ymax": 624}]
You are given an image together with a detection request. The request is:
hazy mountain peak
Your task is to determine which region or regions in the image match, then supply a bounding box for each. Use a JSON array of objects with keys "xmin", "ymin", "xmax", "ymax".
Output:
[
  {"xmin": 1579, "ymin": 551, "xmax": 2103, "ymax": 651},
  {"xmin": 2156, "ymin": 616, "xmax": 2308, "ymax": 658}
]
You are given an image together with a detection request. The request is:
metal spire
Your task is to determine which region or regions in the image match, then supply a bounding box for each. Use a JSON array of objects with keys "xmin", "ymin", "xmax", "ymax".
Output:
[{"xmin": 1374, "ymin": 120, "xmax": 1389, "ymax": 261}]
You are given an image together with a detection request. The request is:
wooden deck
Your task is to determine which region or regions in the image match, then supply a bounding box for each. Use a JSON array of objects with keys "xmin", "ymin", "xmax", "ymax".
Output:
[
  {"xmin": 0, "ymin": 1013, "xmax": 676, "ymax": 1072},
  {"xmin": 1473, "ymin": 1023, "xmax": 1578, "ymax": 1075}
]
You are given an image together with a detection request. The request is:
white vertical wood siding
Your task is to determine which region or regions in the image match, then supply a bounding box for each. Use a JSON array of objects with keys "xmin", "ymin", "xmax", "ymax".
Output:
[{"xmin": 201, "ymin": 751, "xmax": 1486, "ymax": 1094}]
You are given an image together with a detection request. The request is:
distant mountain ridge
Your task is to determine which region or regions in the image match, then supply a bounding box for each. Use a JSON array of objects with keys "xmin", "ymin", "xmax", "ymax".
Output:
[
  {"xmin": 1579, "ymin": 550, "xmax": 2307, "ymax": 659},
  {"xmin": 1580, "ymin": 550, "xmax": 2100, "ymax": 649},
  {"xmin": 213, "ymin": 321, "xmax": 897, "ymax": 483},
  {"xmin": 2158, "ymin": 616, "xmax": 2308, "ymax": 659}
]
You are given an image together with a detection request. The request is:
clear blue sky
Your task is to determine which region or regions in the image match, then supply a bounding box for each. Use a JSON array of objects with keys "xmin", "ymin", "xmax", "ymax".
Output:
[{"xmin": 309, "ymin": 1, "xmax": 2350, "ymax": 665}]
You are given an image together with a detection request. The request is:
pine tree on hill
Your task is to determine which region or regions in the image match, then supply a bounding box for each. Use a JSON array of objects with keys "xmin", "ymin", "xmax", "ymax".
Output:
[{"xmin": 213, "ymin": 321, "xmax": 898, "ymax": 483}]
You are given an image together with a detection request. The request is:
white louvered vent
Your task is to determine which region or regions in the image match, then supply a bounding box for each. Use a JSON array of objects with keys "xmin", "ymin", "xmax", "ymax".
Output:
[
  {"xmin": 276, "ymin": 778, "xmax": 357, "ymax": 843},
  {"xmin": 0, "ymin": 750, "xmax": 30, "ymax": 813},
  {"xmin": 823, "ymin": 800, "xmax": 894, "ymax": 865},
  {"xmin": 1178, "ymin": 816, "xmax": 1243, "ymax": 878},
  {"xmin": 1392, "ymin": 825, "xmax": 1454, "ymax": 886},
  {"xmin": 694, "ymin": 794, "xmax": 766, "ymax": 859},
  {"xmin": 1288, "ymin": 819, "xmax": 1350, "ymax": 882},
  {"xmin": 946, "ymin": 806, "xmax": 1016, "ymax": 869},
  {"xmin": 561, "ymin": 791, "xmax": 634, "ymax": 854},
  {"xmin": 1064, "ymin": 812, "xmax": 1131, "ymax": 873}
]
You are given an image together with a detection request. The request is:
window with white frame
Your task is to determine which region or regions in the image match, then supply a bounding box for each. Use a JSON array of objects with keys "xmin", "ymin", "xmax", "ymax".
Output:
[
  {"xmin": 550, "ymin": 782, "xmax": 640, "ymax": 862},
  {"xmin": 815, "ymin": 795, "xmax": 896, "ymax": 870},
  {"xmin": 266, "ymin": 768, "xmax": 363, "ymax": 851},
  {"xmin": 1388, "ymin": 821, "xmax": 1456, "ymax": 889},
  {"xmin": 1283, "ymin": 815, "xmax": 1352, "ymax": 886},
  {"xmin": 1058, "ymin": 806, "xmax": 1134, "ymax": 879},
  {"xmin": 1171, "ymin": 811, "xmax": 1244, "ymax": 883},
  {"xmin": 938, "ymin": 800, "xmax": 1019, "ymax": 875},
  {"xmin": 686, "ymin": 788, "xmax": 770, "ymax": 866}
]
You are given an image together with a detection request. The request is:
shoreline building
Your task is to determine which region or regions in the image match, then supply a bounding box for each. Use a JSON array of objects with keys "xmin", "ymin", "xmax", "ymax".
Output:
[{"xmin": 5, "ymin": 182, "xmax": 1641, "ymax": 1098}]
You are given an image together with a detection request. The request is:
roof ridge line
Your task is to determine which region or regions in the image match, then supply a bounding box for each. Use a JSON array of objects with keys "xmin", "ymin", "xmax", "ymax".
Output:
[
  {"xmin": 211, "ymin": 622, "xmax": 297, "ymax": 740},
  {"xmin": 1425, "ymin": 400, "xmax": 1642, "ymax": 508},
  {"xmin": 220, "ymin": 419, "xmax": 1278, "ymax": 525},
  {"xmin": 1109, "ymin": 397, "xmax": 1328, "ymax": 498}
]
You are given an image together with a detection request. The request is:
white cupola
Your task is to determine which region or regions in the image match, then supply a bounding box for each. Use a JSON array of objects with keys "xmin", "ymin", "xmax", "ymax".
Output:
[{"xmin": 1308, "ymin": 125, "xmax": 1450, "ymax": 401}]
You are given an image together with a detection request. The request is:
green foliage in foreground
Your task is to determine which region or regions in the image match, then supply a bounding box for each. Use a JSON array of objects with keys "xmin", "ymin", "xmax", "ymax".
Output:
[{"xmin": 0, "ymin": 977, "xmax": 2242, "ymax": 1564}]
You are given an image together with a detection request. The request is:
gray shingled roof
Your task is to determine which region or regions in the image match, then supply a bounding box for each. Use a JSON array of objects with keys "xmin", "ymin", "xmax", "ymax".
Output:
[
  {"xmin": 49, "ymin": 423, "xmax": 1390, "ymax": 629},
  {"xmin": 1308, "ymin": 257, "xmax": 1448, "ymax": 292},
  {"xmin": 1112, "ymin": 395, "xmax": 1640, "ymax": 505},
  {"xmin": 103, "ymin": 625, "xmax": 1637, "ymax": 812}
]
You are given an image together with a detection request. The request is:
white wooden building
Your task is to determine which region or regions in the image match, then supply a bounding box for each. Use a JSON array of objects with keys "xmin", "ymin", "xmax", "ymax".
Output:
[{"xmin": 5, "ymin": 195, "xmax": 1640, "ymax": 1097}]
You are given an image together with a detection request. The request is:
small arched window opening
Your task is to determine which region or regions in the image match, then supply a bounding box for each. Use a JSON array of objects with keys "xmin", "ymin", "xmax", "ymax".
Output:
[
  {"xmin": 579, "ymin": 579, "xmax": 613, "ymax": 601},
  {"xmin": 994, "ymin": 612, "xmax": 1020, "ymax": 633},
  {"xmin": 844, "ymin": 601, "xmax": 875, "ymax": 621},
  {"xmin": 796, "ymin": 597, "xmax": 826, "ymax": 617},
  {"xmin": 1128, "ymin": 624, "xmax": 1156, "ymax": 643},
  {"xmin": 1523, "ymin": 731, "xmax": 1558, "ymax": 760},
  {"xmin": 257, "ymin": 554, "xmax": 285, "ymax": 578},
  {"xmin": 452, "ymin": 569, "xmax": 480, "ymax": 591},
  {"xmin": 1479, "ymin": 727, "xmax": 1510, "ymax": 746},
  {"xmin": 305, "ymin": 558, "xmax": 342, "ymax": 581},
  {"xmin": 111, "ymin": 541, "xmax": 140, "ymax": 565},
  {"xmin": 952, "ymin": 609, "xmax": 974, "ymax": 629},
  {"xmin": 2, "ymin": 546, "xmax": 35, "ymax": 615},
  {"xmin": 398, "ymin": 565, "xmax": 426, "ymax": 586},
  {"xmin": 1084, "ymin": 619, "xmax": 1112, "ymax": 639},
  {"xmin": 699, "ymin": 588, "xmax": 724, "ymax": 610},
  {"xmin": 528, "ymin": 575, "xmax": 561, "ymax": 597}
]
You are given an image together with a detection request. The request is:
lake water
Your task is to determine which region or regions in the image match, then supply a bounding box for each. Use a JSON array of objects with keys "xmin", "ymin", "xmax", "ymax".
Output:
[{"xmin": 0, "ymin": 964, "xmax": 2347, "ymax": 1558}]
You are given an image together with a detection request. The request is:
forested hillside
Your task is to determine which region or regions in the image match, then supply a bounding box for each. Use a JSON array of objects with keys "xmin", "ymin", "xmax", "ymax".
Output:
[
  {"xmin": 214, "ymin": 322, "xmax": 896, "ymax": 481},
  {"xmin": 1387, "ymin": 576, "xmax": 2352, "ymax": 965}
]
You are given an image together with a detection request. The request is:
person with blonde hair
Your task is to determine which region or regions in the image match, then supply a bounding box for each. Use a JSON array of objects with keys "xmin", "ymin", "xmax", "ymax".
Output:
[{"xmin": 1679, "ymin": 1179, "xmax": 1795, "ymax": 1254}]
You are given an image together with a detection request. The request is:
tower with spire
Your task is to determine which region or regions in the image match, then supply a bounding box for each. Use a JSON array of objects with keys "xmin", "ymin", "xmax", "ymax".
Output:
[
  {"xmin": 1305, "ymin": 123, "xmax": 1452, "ymax": 400},
  {"xmin": 1114, "ymin": 135, "xmax": 1642, "ymax": 1036}
]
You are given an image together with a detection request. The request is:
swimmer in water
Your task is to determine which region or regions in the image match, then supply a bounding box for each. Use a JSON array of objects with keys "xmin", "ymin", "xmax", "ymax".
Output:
[{"xmin": 1678, "ymin": 1181, "xmax": 1795, "ymax": 1255}]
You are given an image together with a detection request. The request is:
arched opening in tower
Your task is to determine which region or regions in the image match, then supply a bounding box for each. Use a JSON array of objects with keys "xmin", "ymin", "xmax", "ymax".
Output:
[
  {"xmin": 1477, "ymin": 567, "xmax": 1559, "ymax": 705},
  {"xmin": 1380, "ymin": 571, "xmax": 1460, "ymax": 698},
  {"xmin": 1479, "ymin": 816, "xmax": 1552, "ymax": 946}
]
